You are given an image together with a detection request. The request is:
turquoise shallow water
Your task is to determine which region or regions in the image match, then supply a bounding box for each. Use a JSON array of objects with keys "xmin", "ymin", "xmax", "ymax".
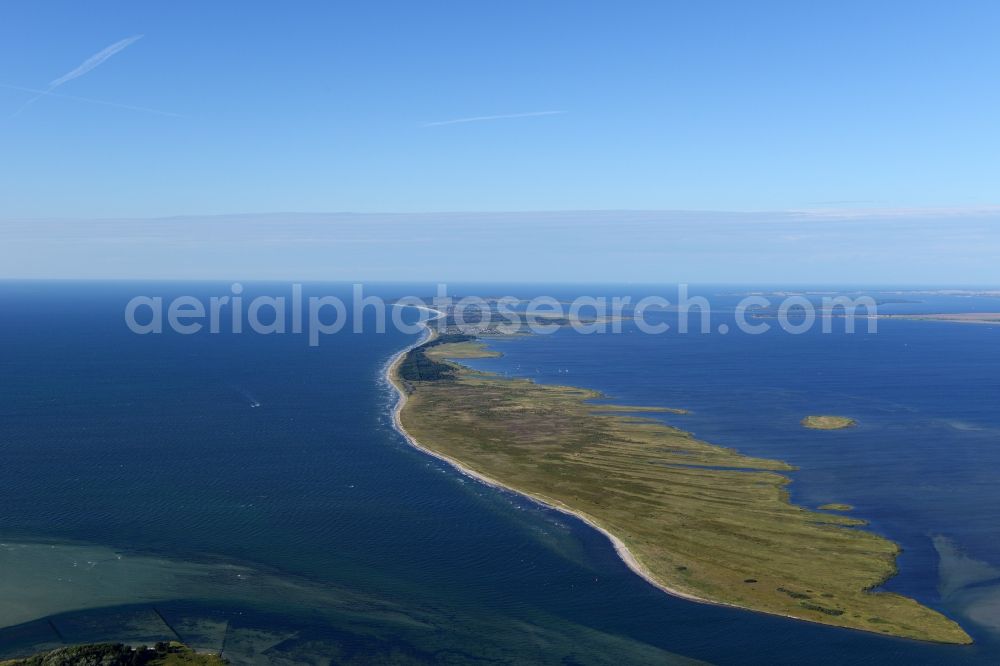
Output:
[{"xmin": 1, "ymin": 282, "xmax": 998, "ymax": 664}]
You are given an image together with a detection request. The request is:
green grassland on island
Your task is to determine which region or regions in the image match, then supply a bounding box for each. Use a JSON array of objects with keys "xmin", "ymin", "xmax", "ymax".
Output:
[
  {"xmin": 394, "ymin": 338, "xmax": 971, "ymax": 645},
  {"xmin": 802, "ymin": 415, "xmax": 857, "ymax": 430}
]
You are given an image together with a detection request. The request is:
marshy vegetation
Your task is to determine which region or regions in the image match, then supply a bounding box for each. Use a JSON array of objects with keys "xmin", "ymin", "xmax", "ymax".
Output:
[{"xmin": 394, "ymin": 339, "xmax": 970, "ymax": 644}]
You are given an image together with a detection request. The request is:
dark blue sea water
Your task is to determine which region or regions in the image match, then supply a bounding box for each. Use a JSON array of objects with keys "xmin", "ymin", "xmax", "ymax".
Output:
[{"xmin": 1, "ymin": 282, "xmax": 998, "ymax": 664}]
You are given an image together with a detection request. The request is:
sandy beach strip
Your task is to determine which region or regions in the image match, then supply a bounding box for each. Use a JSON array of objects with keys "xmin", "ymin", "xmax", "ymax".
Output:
[{"xmin": 381, "ymin": 305, "xmax": 731, "ymax": 610}]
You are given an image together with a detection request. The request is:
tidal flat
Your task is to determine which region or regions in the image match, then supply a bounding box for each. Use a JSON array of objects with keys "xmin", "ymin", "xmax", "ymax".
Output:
[{"xmin": 393, "ymin": 337, "xmax": 971, "ymax": 644}]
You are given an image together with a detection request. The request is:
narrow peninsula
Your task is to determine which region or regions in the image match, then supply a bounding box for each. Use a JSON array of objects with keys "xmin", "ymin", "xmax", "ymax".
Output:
[{"xmin": 387, "ymin": 319, "xmax": 970, "ymax": 645}]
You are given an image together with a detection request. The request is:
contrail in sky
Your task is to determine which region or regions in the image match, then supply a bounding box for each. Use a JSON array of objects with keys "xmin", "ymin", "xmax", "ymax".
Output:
[
  {"xmin": 10, "ymin": 34, "xmax": 144, "ymax": 118},
  {"xmin": 422, "ymin": 110, "xmax": 567, "ymax": 127},
  {"xmin": 0, "ymin": 83, "xmax": 183, "ymax": 118},
  {"xmin": 49, "ymin": 35, "xmax": 143, "ymax": 88}
]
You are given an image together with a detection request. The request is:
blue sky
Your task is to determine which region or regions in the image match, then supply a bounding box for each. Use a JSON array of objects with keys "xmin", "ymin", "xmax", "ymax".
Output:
[
  {"xmin": 1, "ymin": 2, "xmax": 999, "ymax": 283},
  {"xmin": 2, "ymin": 0, "xmax": 999, "ymax": 218}
]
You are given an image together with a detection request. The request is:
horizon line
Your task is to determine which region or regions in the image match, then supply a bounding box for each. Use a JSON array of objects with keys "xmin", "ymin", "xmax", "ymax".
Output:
[{"xmin": 4, "ymin": 205, "xmax": 1000, "ymax": 223}]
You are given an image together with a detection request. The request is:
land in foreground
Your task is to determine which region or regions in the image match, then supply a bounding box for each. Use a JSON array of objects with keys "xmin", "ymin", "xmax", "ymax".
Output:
[{"xmin": 0, "ymin": 642, "xmax": 225, "ymax": 666}]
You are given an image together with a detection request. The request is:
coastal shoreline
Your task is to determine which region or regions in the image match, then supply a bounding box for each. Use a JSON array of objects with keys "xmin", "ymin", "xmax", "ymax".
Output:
[
  {"xmin": 382, "ymin": 307, "xmax": 798, "ymax": 620},
  {"xmin": 383, "ymin": 306, "xmax": 972, "ymax": 644}
]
